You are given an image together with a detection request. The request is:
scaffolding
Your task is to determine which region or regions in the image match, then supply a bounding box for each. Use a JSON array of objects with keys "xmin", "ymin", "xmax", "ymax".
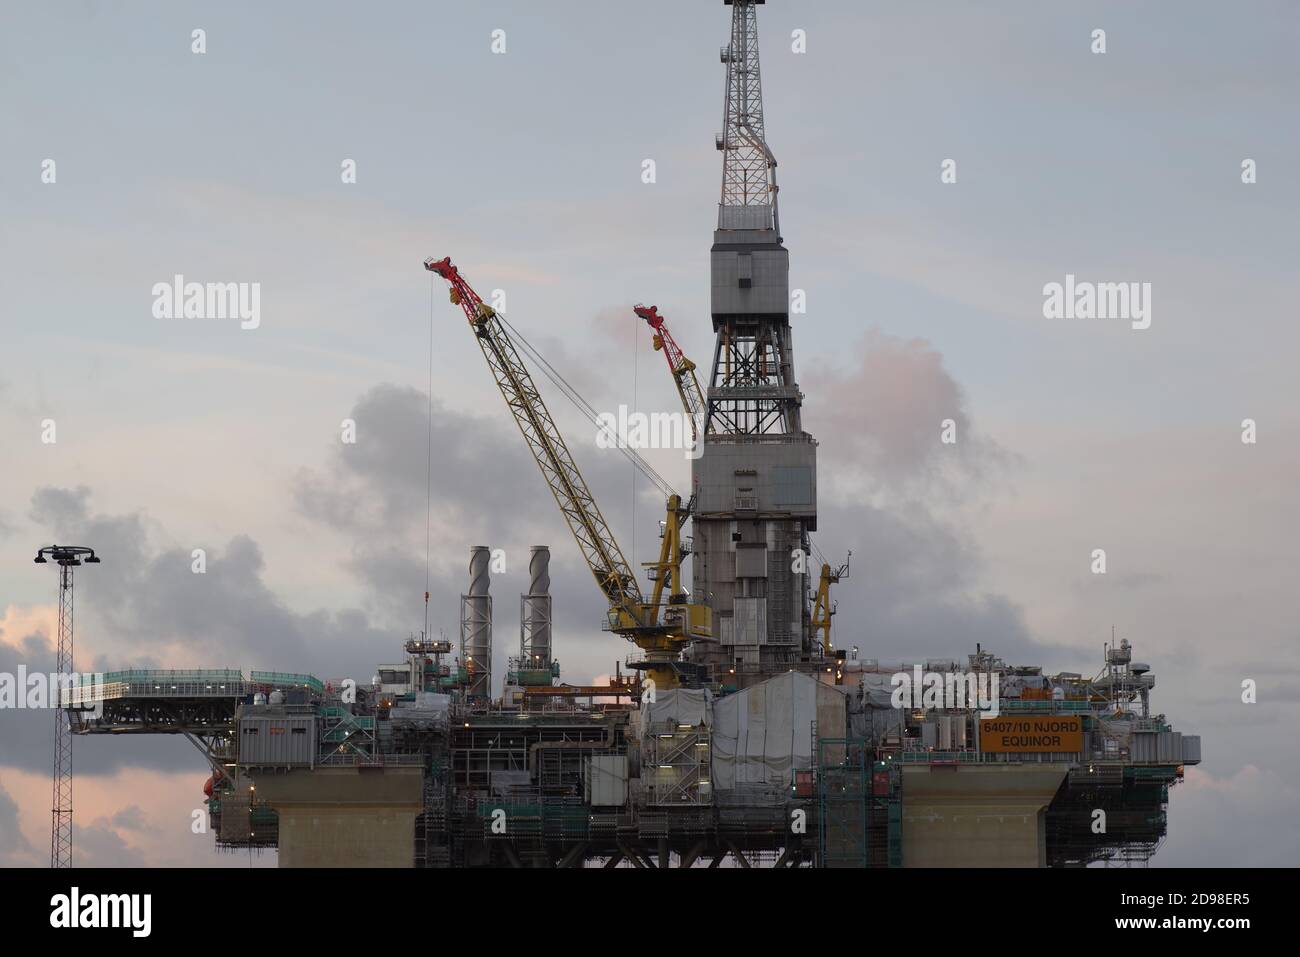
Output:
[
  {"xmin": 817, "ymin": 738, "xmax": 867, "ymax": 867},
  {"xmin": 642, "ymin": 726, "xmax": 711, "ymax": 806},
  {"xmin": 814, "ymin": 738, "xmax": 901, "ymax": 868},
  {"xmin": 1044, "ymin": 765, "xmax": 1176, "ymax": 866}
]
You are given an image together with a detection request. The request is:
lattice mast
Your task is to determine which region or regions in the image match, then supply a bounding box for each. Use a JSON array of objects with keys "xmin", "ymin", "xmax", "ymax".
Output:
[
  {"xmin": 718, "ymin": 0, "xmax": 780, "ymax": 232},
  {"xmin": 53, "ymin": 565, "xmax": 73, "ymax": 866},
  {"xmin": 708, "ymin": 0, "xmax": 802, "ymax": 438},
  {"xmin": 34, "ymin": 545, "xmax": 101, "ymax": 868}
]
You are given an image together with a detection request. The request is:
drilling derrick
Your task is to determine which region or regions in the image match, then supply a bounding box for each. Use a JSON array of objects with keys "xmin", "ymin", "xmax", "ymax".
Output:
[{"xmin": 691, "ymin": 0, "xmax": 818, "ymax": 683}]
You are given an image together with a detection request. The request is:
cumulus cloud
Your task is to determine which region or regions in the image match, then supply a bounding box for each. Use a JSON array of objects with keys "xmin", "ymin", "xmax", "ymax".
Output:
[
  {"xmin": 26, "ymin": 486, "xmax": 395, "ymax": 683},
  {"xmin": 73, "ymin": 817, "xmax": 146, "ymax": 868},
  {"xmin": 1158, "ymin": 765, "xmax": 1300, "ymax": 867},
  {"xmin": 0, "ymin": 767, "xmax": 267, "ymax": 868},
  {"xmin": 0, "ymin": 778, "xmax": 35, "ymax": 862},
  {"xmin": 293, "ymin": 384, "xmax": 551, "ymax": 545},
  {"xmin": 286, "ymin": 314, "xmax": 1050, "ymax": 678},
  {"xmin": 797, "ymin": 331, "xmax": 1042, "ymax": 665},
  {"xmin": 806, "ymin": 329, "xmax": 1011, "ymax": 498},
  {"xmin": 810, "ymin": 498, "xmax": 1050, "ymax": 666},
  {"xmin": 0, "ymin": 603, "xmax": 211, "ymax": 776},
  {"xmin": 292, "ymin": 382, "xmax": 660, "ymax": 673},
  {"xmin": 109, "ymin": 805, "xmax": 148, "ymax": 831}
]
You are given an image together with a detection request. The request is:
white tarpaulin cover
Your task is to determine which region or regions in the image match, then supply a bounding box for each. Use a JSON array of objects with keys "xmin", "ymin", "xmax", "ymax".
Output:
[
  {"xmin": 637, "ymin": 687, "xmax": 713, "ymax": 735},
  {"xmin": 413, "ymin": 692, "xmax": 450, "ymax": 712},
  {"xmin": 711, "ymin": 672, "xmax": 847, "ymax": 790},
  {"xmin": 856, "ymin": 672, "xmax": 897, "ymax": 709}
]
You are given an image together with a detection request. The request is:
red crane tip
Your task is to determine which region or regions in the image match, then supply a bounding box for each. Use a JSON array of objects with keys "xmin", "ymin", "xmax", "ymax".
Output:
[{"xmin": 424, "ymin": 256, "xmax": 455, "ymax": 278}]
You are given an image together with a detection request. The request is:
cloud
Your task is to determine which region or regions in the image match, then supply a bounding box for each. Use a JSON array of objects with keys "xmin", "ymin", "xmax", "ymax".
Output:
[
  {"xmin": 1158, "ymin": 765, "xmax": 1300, "ymax": 868},
  {"xmin": 0, "ymin": 606, "xmax": 56, "ymax": 656},
  {"xmin": 109, "ymin": 805, "xmax": 148, "ymax": 831},
  {"xmin": 0, "ymin": 766, "xmax": 267, "ymax": 868},
  {"xmin": 0, "ymin": 608, "xmax": 247, "ymax": 777},
  {"xmin": 73, "ymin": 817, "xmax": 146, "ymax": 867},
  {"xmin": 292, "ymin": 382, "xmax": 663, "ymax": 674},
  {"xmin": 291, "ymin": 371, "xmax": 1046, "ymax": 687},
  {"xmin": 811, "ymin": 497, "xmax": 1050, "ymax": 666},
  {"xmin": 0, "ymin": 778, "xmax": 35, "ymax": 861},
  {"xmin": 806, "ymin": 329, "xmax": 1011, "ymax": 499},
  {"xmin": 25, "ymin": 486, "xmax": 396, "ymax": 684},
  {"xmin": 293, "ymin": 383, "xmax": 550, "ymax": 545},
  {"xmin": 71, "ymin": 805, "xmax": 163, "ymax": 868},
  {"xmin": 797, "ymin": 331, "xmax": 1041, "ymax": 665}
]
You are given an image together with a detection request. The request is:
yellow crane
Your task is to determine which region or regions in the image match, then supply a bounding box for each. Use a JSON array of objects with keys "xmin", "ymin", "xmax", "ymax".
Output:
[
  {"xmin": 425, "ymin": 257, "xmax": 711, "ymax": 691},
  {"xmin": 811, "ymin": 550, "xmax": 851, "ymax": 659}
]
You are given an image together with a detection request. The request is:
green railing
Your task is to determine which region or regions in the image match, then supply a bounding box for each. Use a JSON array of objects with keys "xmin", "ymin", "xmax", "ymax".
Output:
[
  {"xmin": 474, "ymin": 800, "xmax": 590, "ymax": 838},
  {"xmin": 250, "ymin": 671, "xmax": 324, "ymax": 694},
  {"xmin": 63, "ymin": 668, "xmax": 324, "ymax": 700},
  {"xmin": 83, "ymin": 668, "xmax": 244, "ymax": 686},
  {"xmin": 998, "ymin": 699, "xmax": 1094, "ymax": 714},
  {"xmin": 895, "ymin": 751, "xmax": 984, "ymax": 764}
]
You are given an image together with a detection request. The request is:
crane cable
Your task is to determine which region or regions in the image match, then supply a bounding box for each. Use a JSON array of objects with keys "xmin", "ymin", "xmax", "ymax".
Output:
[
  {"xmin": 631, "ymin": 316, "xmax": 638, "ymax": 572},
  {"xmin": 496, "ymin": 313, "xmax": 678, "ymax": 501},
  {"xmin": 424, "ymin": 278, "xmax": 435, "ymax": 641}
]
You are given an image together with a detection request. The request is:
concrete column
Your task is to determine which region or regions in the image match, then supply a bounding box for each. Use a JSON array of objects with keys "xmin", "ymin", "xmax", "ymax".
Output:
[
  {"xmin": 901, "ymin": 764, "xmax": 1068, "ymax": 868},
  {"xmin": 250, "ymin": 766, "xmax": 424, "ymax": 868}
]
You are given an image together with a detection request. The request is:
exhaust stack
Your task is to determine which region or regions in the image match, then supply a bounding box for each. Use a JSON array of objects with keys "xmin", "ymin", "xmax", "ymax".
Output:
[
  {"xmin": 521, "ymin": 545, "xmax": 553, "ymax": 671},
  {"xmin": 460, "ymin": 546, "xmax": 492, "ymax": 699}
]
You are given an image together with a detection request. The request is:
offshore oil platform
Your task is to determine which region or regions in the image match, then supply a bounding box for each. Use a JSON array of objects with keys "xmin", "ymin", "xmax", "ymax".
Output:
[{"xmin": 60, "ymin": 1, "xmax": 1199, "ymax": 868}]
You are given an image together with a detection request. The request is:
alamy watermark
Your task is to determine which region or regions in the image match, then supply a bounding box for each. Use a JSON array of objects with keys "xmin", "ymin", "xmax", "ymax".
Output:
[
  {"xmin": 1, "ymin": 667, "xmax": 105, "ymax": 718},
  {"xmin": 1042, "ymin": 274, "xmax": 1151, "ymax": 330},
  {"xmin": 890, "ymin": 666, "xmax": 1001, "ymax": 718},
  {"xmin": 152, "ymin": 275, "xmax": 260, "ymax": 330},
  {"xmin": 595, "ymin": 405, "xmax": 705, "ymax": 461},
  {"xmin": 50, "ymin": 887, "xmax": 151, "ymax": 937}
]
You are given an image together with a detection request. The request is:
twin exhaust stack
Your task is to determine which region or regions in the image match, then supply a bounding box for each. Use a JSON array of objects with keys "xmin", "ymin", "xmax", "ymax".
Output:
[{"xmin": 459, "ymin": 545, "xmax": 552, "ymax": 700}]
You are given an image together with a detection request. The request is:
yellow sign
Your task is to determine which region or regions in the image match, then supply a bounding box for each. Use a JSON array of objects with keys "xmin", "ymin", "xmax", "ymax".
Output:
[{"xmin": 979, "ymin": 716, "xmax": 1082, "ymax": 753}]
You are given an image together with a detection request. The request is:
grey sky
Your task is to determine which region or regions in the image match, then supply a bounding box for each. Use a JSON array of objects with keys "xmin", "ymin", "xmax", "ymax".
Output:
[{"xmin": 2, "ymin": 1, "xmax": 1297, "ymax": 866}]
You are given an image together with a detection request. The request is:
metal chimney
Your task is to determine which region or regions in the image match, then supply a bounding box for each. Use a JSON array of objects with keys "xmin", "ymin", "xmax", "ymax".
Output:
[
  {"xmin": 460, "ymin": 546, "xmax": 492, "ymax": 699},
  {"xmin": 520, "ymin": 546, "xmax": 552, "ymax": 671}
]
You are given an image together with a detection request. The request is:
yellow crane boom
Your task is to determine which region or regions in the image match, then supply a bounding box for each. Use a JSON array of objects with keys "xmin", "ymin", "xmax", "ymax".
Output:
[
  {"xmin": 425, "ymin": 257, "xmax": 710, "ymax": 690},
  {"xmin": 811, "ymin": 551, "xmax": 851, "ymax": 658}
]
